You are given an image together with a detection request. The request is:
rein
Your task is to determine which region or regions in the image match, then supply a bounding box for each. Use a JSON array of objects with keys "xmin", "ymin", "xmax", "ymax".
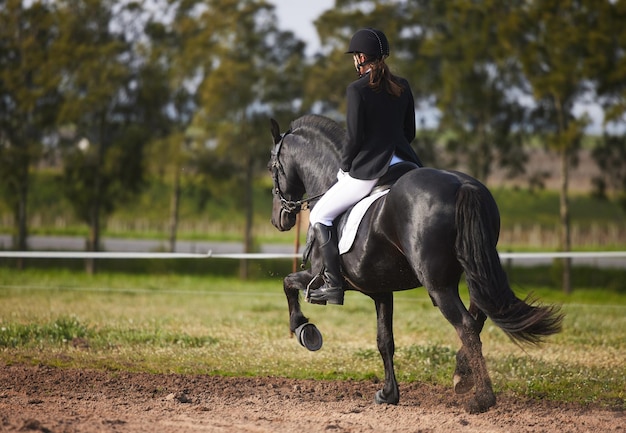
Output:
[{"xmin": 271, "ymin": 129, "xmax": 326, "ymax": 215}]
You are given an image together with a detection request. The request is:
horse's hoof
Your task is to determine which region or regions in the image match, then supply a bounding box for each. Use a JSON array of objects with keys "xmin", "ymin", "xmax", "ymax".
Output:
[
  {"xmin": 294, "ymin": 323, "xmax": 323, "ymax": 351},
  {"xmin": 466, "ymin": 392, "xmax": 496, "ymax": 414},
  {"xmin": 453, "ymin": 373, "xmax": 475, "ymax": 395},
  {"xmin": 374, "ymin": 389, "xmax": 399, "ymax": 405}
]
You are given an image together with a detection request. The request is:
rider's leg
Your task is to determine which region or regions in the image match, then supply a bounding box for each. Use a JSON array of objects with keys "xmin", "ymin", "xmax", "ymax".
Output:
[
  {"xmin": 308, "ymin": 222, "xmax": 344, "ymax": 305},
  {"xmin": 307, "ymin": 173, "xmax": 377, "ymax": 305}
]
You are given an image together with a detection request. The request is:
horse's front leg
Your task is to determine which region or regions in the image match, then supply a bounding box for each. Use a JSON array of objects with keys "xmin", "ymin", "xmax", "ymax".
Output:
[
  {"xmin": 283, "ymin": 270, "xmax": 324, "ymax": 351},
  {"xmin": 283, "ymin": 271, "xmax": 311, "ymax": 333},
  {"xmin": 372, "ymin": 292, "xmax": 399, "ymax": 405}
]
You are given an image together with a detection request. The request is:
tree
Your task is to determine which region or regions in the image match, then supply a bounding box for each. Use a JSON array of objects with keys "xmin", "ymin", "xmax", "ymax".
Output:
[
  {"xmin": 499, "ymin": 0, "xmax": 618, "ymax": 293},
  {"xmin": 592, "ymin": 135, "xmax": 626, "ymax": 209},
  {"xmin": 405, "ymin": 1, "xmax": 528, "ymax": 179},
  {"xmin": 590, "ymin": 1, "xmax": 626, "ymax": 210},
  {"xmin": 54, "ymin": 0, "xmax": 151, "ymax": 273},
  {"xmin": 0, "ymin": 0, "xmax": 60, "ymax": 265},
  {"xmin": 143, "ymin": 0, "xmax": 216, "ymax": 253},
  {"xmin": 191, "ymin": 0, "xmax": 306, "ymax": 277}
]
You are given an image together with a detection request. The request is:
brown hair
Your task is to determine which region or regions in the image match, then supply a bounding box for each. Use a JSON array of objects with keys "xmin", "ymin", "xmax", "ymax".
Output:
[{"xmin": 366, "ymin": 58, "xmax": 404, "ymax": 97}]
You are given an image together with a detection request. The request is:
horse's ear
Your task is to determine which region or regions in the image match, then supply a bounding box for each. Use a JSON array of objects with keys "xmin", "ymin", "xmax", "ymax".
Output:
[{"xmin": 270, "ymin": 118, "xmax": 281, "ymax": 145}]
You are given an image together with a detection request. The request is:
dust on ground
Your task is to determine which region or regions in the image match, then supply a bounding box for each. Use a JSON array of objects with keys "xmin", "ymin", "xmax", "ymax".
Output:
[{"xmin": 1, "ymin": 365, "xmax": 623, "ymax": 433}]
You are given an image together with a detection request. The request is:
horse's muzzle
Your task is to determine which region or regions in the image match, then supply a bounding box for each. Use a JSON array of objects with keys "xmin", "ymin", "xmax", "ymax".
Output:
[{"xmin": 272, "ymin": 208, "xmax": 296, "ymax": 232}]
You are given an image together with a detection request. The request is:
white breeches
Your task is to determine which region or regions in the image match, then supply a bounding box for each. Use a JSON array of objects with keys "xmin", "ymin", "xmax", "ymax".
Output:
[
  {"xmin": 308, "ymin": 173, "xmax": 378, "ymax": 226},
  {"xmin": 308, "ymin": 155, "xmax": 405, "ymax": 226}
]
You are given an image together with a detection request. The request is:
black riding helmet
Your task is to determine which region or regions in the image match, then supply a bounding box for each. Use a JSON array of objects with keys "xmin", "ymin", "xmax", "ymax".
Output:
[{"xmin": 346, "ymin": 28, "xmax": 390, "ymax": 59}]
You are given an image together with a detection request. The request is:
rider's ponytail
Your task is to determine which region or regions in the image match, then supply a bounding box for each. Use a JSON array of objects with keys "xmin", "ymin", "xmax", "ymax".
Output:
[{"xmin": 367, "ymin": 58, "xmax": 404, "ymax": 97}]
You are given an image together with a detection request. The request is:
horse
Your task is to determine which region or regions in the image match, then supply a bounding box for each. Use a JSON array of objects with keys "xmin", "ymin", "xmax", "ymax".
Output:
[{"xmin": 268, "ymin": 114, "xmax": 563, "ymax": 414}]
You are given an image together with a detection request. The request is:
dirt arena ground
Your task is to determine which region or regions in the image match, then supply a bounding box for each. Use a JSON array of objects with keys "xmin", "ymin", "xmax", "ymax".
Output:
[{"xmin": 0, "ymin": 365, "xmax": 623, "ymax": 433}]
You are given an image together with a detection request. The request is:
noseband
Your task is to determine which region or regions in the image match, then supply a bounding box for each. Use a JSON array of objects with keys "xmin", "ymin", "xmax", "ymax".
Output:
[{"xmin": 271, "ymin": 130, "xmax": 325, "ymax": 215}]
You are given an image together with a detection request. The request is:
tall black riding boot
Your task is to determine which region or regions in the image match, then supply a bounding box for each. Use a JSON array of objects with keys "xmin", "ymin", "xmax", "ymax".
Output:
[{"xmin": 308, "ymin": 222, "xmax": 344, "ymax": 305}]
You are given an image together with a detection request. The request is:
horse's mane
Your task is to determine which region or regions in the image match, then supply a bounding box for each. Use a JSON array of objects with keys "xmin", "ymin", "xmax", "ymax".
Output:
[{"xmin": 289, "ymin": 114, "xmax": 346, "ymax": 156}]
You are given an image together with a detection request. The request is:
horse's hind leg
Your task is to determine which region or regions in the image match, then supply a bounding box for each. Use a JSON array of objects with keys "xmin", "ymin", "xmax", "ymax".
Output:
[
  {"xmin": 372, "ymin": 292, "xmax": 399, "ymax": 405},
  {"xmin": 429, "ymin": 288, "xmax": 495, "ymax": 413},
  {"xmin": 453, "ymin": 302, "xmax": 487, "ymax": 395}
]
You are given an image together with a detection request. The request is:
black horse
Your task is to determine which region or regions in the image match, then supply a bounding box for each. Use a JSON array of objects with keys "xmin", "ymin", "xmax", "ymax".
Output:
[{"xmin": 268, "ymin": 114, "xmax": 563, "ymax": 414}]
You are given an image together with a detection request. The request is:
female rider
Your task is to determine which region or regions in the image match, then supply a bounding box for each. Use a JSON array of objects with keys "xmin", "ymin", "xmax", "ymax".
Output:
[{"xmin": 307, "ymin": 28, "xmax": 422, "ymax": 305}]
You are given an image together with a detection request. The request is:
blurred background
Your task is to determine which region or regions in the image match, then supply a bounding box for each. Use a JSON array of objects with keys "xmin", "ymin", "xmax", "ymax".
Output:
[{"xmin": 1, "ymin": 0, "xmax": 625, "ymax": 292}]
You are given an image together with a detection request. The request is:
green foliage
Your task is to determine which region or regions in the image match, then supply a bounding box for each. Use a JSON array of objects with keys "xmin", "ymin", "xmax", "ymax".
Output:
[
  {"xmin": 491, "ymin": 187, "xmax": 626, "ymax": 227},
  {"xmin": 51, "ymin": 1, "xmax": 156, "ymax": 253},
  {"xmin": 592, "ymin": 134, "xmax": 626, "ymax": 210},
  {"xmin": 0, "ymin": 316, "xmax": 88, "ymax": 347},
  {"xmin": 507, "ymin": 264, "xmax": 626, "ymax": 293},
  {"xmin": 0, "ymin": 0, "xmax": 61, "ymax": 248},
  {"xmin": 0, "ymin": 316, "xmax": 217, "ymax": 349},
  {"xmin": 59, "ymin": 125, "xmax": 149, "ymax": 224},
  {"xmin": 493, "ymin": 354, "xmax": 625, "ymax": 406}
]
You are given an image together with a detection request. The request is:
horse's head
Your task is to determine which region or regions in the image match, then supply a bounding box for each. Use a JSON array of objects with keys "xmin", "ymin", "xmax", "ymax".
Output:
[
  {"xmin": 268, "ymin": 118, "xmax": 305, "ymax": 231},
  {"xmin": 268, "ymin": 115, "xmax": 345, "ymax": 231}
]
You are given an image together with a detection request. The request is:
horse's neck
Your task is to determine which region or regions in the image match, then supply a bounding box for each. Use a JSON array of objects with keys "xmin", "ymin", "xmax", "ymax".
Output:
[
  {"xmin": 301, "ymin": 149, "xmax": 338, "ymax": 196},
  {"xmin": 289, "ymin": 126, "xmax": 341, "ymax": 196}
]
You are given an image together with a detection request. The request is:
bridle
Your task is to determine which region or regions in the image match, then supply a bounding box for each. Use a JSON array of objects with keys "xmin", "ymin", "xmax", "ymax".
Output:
[{"xmin": 270, "ymin": 130, "xmax": 325, "ymax": 215}]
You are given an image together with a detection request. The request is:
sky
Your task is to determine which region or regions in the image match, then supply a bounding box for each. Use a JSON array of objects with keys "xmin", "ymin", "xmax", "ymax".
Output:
[{"xmin": 269, "ymin": 0, "xmax": 334, "ymax": 56}]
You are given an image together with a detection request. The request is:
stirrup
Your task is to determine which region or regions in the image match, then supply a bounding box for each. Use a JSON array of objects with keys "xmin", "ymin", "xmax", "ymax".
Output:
[{"xmin": 304, "ymin": 274, "xmax": 327, "ymax": 305}]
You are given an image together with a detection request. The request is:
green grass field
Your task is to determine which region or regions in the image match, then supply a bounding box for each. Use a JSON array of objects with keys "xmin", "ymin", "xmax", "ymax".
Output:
[{"xmin": 0, "ymin": 268, "xmax": 624, "ymax": 409}]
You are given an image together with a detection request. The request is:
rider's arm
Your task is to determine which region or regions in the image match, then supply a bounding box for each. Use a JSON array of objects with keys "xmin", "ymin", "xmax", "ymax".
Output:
[{"xmin": 343, "ymin": 82, "xmax": 364, "ymax": 173}]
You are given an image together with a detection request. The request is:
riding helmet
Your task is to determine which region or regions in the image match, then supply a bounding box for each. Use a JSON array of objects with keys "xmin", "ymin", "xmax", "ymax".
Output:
[{"xmin": 346, "ymin": 28, "xmax": 390, "ymax": 59}]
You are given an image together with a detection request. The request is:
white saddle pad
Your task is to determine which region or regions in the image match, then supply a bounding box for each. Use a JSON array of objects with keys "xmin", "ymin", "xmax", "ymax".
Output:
[{"xmin": 338, "ymin": 189, "xmax": 390, "ymax": 255}]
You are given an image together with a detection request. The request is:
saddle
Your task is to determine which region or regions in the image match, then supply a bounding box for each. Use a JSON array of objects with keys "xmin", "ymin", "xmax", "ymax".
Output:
[
  {"xmin": 336, "ymin": 161, "xmax": 419, "ymax": 254},
  {"xmin": 302, "ymin": 161, "xmax": 419, "ymax": 265},
  {"xmin": 371, "ymin": 161, "xmax": 419, "ymax": 195}
]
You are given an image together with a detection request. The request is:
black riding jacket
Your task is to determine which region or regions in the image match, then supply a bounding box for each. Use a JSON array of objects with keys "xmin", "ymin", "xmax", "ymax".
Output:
[{"xmin": 341, "ymin": 72, "xmax": 421, "ymax": 180}]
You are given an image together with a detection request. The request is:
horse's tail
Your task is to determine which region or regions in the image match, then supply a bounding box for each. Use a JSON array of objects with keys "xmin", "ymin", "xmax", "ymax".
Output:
[{"xmin": 455, "ymin": 182, "xmax": 563, "ymax": 345}]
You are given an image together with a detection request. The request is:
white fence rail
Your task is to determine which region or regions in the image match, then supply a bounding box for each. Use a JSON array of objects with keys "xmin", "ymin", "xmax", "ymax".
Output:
[
  {"xmin": 0, "ymin": 251, "xmax": 297, "ymax": 259},
  {"xmin": 1, "ymin": 251, "xmax": 626, "ymax": 261}
]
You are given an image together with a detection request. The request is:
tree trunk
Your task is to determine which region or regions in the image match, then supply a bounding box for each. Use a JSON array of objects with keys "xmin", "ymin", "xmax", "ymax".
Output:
[
  {"xmin": 85, "ymin": 199, "xmax": 100, "ymax": 275},
  {"xmin": 13, "ymin": 167, "xmax": 29, "ymax": 270},
  {"xmin": 559, "ymin": 147, "xmax": 572, "ymax": 294},
  {"xmin": 239, "ymin": 154, "xmax": 254, "ymax": 280},
  {"xmin": 15, "ymin": 187, "xmax": 27, "ymax": 251},
  {"xmin": 85, "ymin": 137, "xmax": 105, "ymax": 275},
  {"xmin": 554, "ymin": 94, "xmax": 572, "ymax": 294},
  {"xmin": 168, "ymin": 166, "xmax": 181, "ymax": 253}
]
